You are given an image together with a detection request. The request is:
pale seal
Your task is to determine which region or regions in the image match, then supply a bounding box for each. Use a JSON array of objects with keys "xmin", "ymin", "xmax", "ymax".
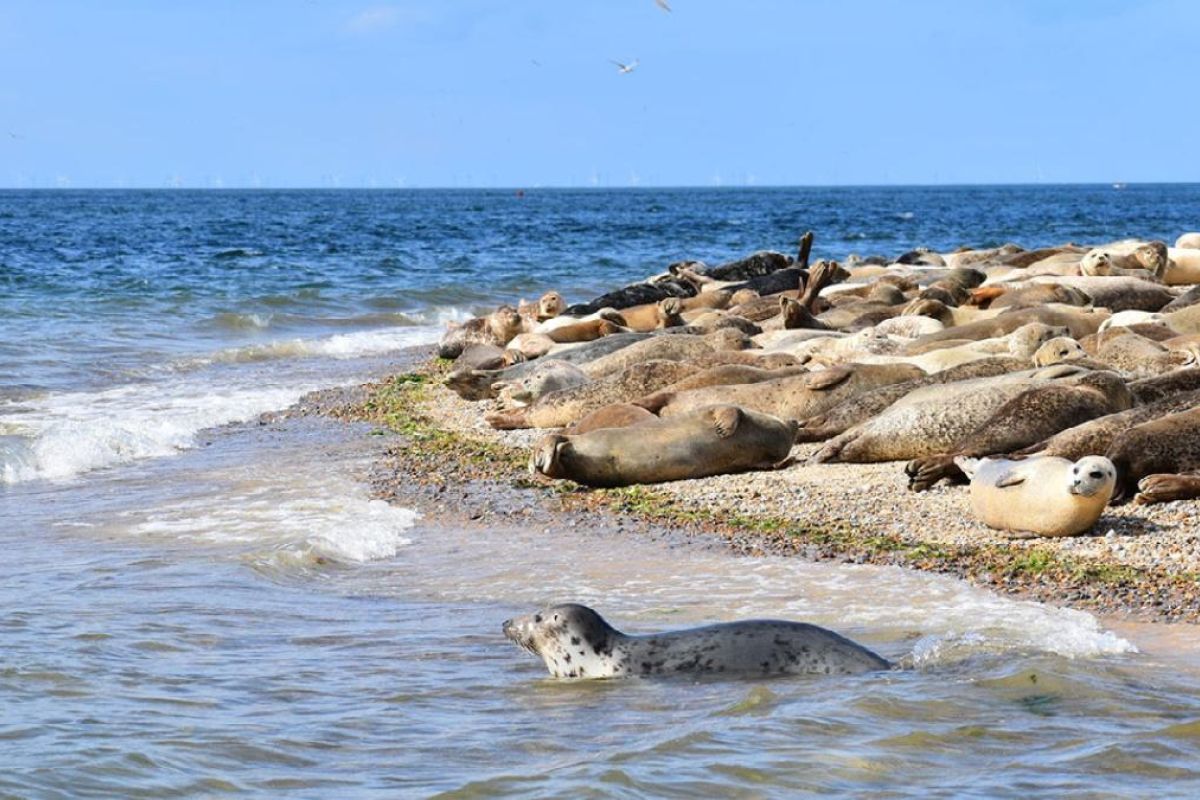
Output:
[
  {"xmin": 502, "ymin": 604, "xmax": 891, "ymax": 678},
  {"xmin": 530, "ymin": 404, "xmax": 796, "ymax": 487},
  {"xmin": 956, "ymin": 455, "xmax": 1116, "ymax": 538}
]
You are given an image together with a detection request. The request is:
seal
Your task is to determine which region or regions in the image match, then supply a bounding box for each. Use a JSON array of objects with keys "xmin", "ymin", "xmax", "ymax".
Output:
[
  {"xmin": 1032, "ymin": 337, "xmax": 1088, "ymax": 366},
  {"xmin": 1028, "ymin": 276, "xmax": 1172, "ymax": 312},
  {"xmin": 637, "ymin": 363, "xmax": 812, "ymax": 403},
  {"xmin": 792, "ymin": 357, "xmax": 1029, "ymax": 443},
  {"xmin": 529, "ymin": 404, "xmax": 796, "ymax": 486},
  {"xmin": 1176, "ymin": 233, "xmax": 1200, "ymax": 250},
  {"xmin": 579, "ymin": 328, "xmax": 750, "ymax": 380},
  {"xmin": 545, "ymin": 317, "xmax": 630, "ymax": 343},
  {"xmin": 443, "ymin": 332, "xmax": 656, "ymax": 400},
  {"xmin": 437, "ymin": 305, "xmax": 524, "ymax": 359},
  {"xmin": 1106, "ymin": 406, "xmax": 1200, "ymax": 502},
  {"xmin": 486, "ymin": 359, "xmax": 700, "ymax": 430},
  {"xmin": 904, "ymin": 370, "xmax": 1133, "ymax": 490},
  {"xmin": 1014, "ymin": 388, "xmax": 1200, "ymax": 462},
  {"xmin": 563, "ymin": 403, "xmax": 657, "ymax": 435},
  {"xmin": 519, "ymin": 291, "xmax": 567, "ymax": 323},
  {"xmin": 644, "ymin": 363, "xmax": 926, "ymax": 423},
  {"xmin": 1165, "ymin": 247, "xmax": 1200, "ymax": 286},
  {"xmin": 453, "ymin": 343, "xmax": 508, "ymax": 371},
  {"xmin": 812, "ymin": 365, "xmax": 1089, "ymax": 464},
  {"xmin": 956, "ymin": 455, "xmax": 1116, "ymax": 538},
  {"xmin": 492, "ymin": 360, "xmax": 590, "ymax": 409},
  {"xmin": 502, "ymin": 603, "xmax": 892, "ymax": 678}
]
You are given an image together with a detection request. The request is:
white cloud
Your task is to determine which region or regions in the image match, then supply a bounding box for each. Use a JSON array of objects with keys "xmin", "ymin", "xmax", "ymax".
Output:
[{"xmin": 344, "ymin": 6, "xmax": 400, "ymax": 34}]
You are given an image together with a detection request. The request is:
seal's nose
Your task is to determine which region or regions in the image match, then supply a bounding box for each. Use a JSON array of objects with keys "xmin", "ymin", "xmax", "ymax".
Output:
[{"xmin": 502, "ymin": 619, "xmax": 514, "ymax": 636}]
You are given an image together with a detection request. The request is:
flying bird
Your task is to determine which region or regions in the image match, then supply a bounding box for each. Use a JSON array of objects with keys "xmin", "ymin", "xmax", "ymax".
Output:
[
  {"xmin": 655, "ymin": 0, "xmax": 672, "ymax": 11},
  {"xmin": 610, "ymin": 58, "xmax": 639, "ymax": 75}
]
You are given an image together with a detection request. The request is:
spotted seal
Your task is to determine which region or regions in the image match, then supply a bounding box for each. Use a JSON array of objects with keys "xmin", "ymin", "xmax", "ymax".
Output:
[{"xmin": 502, "ymin": 604, "xmax": 891, "ymax": 679}]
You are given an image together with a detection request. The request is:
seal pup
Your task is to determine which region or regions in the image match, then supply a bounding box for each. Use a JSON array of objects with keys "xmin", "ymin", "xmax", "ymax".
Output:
[
  {"xmin": 529, "ymin": 404, "xmax": 796, "ymax": 487},
  {"xmin": 957, "ymin": 455, "xmax": 1117, "ymax": 538},
  {"xmin": 502, "ymin": 604, "xmax": 891, "ymax": 678}
]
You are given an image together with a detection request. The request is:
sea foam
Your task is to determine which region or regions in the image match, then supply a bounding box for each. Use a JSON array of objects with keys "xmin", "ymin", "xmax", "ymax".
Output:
[{"xmin": 0, "ymin": 325, "xmax": 442, "ymax": 484}]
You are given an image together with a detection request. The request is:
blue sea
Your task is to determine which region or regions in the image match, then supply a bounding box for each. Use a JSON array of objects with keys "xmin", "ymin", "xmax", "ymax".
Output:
[{"xmin": 3, "ymin": 186, "xmax": 1200, "ymax": 797}]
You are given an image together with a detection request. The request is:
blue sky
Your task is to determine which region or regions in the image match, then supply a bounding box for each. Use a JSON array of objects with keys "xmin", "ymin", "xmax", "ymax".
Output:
[{"xmin": 0, "ymin": 0, "xmax": 1195, "ymax": 188}]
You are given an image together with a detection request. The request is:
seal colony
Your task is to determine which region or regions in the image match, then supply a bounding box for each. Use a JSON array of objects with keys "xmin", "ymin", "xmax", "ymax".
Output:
[{"xmin": 438, "ymin": 231, "xmax": 1200, "ymax": 540}]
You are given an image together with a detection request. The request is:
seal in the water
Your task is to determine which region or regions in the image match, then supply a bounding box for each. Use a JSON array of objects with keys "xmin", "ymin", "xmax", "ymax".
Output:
[
  {"xmin": 956, "ymin": 455, "xmax": 1116, "ymax": 538},
  {"xmin": 502, "ymin": 604, "xmax": 892, "ymax": 678},
  {"xmin": 530, "ymin": 404, "xmax": 796, "ymax": 486}
]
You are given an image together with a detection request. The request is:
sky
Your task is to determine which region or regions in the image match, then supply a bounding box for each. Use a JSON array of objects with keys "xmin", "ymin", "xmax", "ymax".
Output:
[{"xmin": 0, "ymin": 0, "xmax": 1196, "ymax": 188}]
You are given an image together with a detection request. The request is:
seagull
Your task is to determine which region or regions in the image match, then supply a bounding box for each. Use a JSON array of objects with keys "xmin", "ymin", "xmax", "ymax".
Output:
[
  {"xmin": 655, "ymin": 0, "xmax": 672, "ymax": 11},
  {"xmin": 610, "ymin": 58, "xmax": 639, "ymax": 75}
]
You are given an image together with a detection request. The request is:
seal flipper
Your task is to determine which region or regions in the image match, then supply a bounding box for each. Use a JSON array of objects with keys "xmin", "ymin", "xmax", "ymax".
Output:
[
  {"xmin": 530, "ymin": 434, "xmax": 569, "ymax": 479},
  {"xmin": 905, "ymin": 453, "xmax": 966, "ymax": 492},
  {"xmin": 706, "ymin": 406, "xmax": 742, "ymax": 439},
  {"xmin": 485, "ymin": 408, "xmax": 532, "ymax": 430},
  {"xmin": 632, "ymin": 391, "xmax": 673, "ymax": 415},
  {"xmin": 1134, "ymin": 473, "xmax": 1200, "ymax": 505},
  {"xmin": 993, "ymin": 470, "xmax": 1026, "ymax": 489},
  {"xmin": 805, "ymin": 365, "xmax": 853, "ymax": 391}
]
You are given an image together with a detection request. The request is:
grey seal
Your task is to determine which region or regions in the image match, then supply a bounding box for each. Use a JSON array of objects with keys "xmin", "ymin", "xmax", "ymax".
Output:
[{"xmin": 502, "ymin": 604, "xmax": 892, "ymax": 679}]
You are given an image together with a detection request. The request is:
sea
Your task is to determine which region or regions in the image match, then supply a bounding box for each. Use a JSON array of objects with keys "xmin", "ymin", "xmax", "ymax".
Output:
[{"xmin": 3, "ymin": 186, "xmax": 1200, "ymax": 797}]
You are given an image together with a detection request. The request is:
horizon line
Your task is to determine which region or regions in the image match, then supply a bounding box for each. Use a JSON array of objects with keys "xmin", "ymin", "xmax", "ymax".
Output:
[{"xmin": 0, "ymin": 180, "xmax": 1194, "ymax": 191}]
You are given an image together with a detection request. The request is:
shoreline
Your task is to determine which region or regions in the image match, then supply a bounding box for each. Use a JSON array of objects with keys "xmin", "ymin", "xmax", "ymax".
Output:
[{"xmin": 315, "ymin": 346, "xmax": 1200, "ymax": 624}]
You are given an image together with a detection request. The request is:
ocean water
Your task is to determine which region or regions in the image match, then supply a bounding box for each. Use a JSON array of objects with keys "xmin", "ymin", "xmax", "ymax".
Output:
[{"xmin": 4, "ymin": 186, "xmax": 1200, "ymax": 797}]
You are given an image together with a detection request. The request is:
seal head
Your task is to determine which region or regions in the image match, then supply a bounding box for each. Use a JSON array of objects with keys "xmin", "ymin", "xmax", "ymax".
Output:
[{"xmin": 1069, "ymin": 455, "xmax": 1117, "ymax": 497}]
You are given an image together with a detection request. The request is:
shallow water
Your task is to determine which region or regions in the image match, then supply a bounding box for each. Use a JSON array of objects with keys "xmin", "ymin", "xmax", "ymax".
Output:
[
  {"xmin": 5, "ymin": 188, "xmax": 1200, "ymax": 796},
  {"xmin": 4, "ymin": 411, "xmax": 1200, "ymax": 797}
]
